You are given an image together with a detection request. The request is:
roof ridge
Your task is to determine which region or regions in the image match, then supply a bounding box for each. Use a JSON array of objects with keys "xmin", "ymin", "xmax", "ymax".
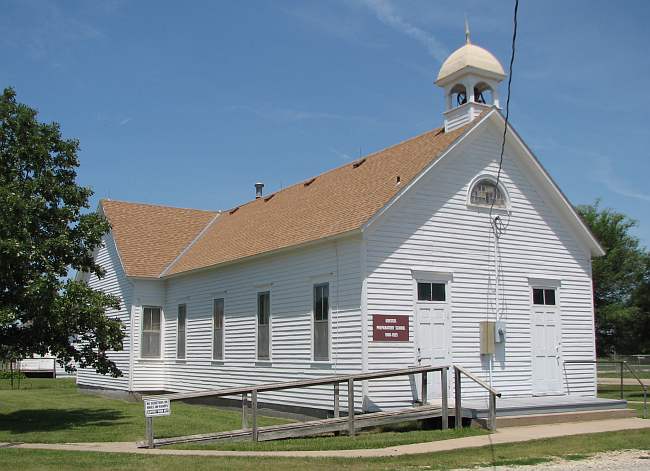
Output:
[
  {"xmin": 159, "ymin": 211, "xmax": 223, "ymax": 277},
  {"xmin": 100, "ymin": 198, "xmax": 219, "ymax": 214}
]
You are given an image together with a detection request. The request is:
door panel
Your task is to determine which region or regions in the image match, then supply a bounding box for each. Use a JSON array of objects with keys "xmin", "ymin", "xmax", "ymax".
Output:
[
  {"xmin": 416, "ymin": 303, "xmax": 450, "ymax": 400},
  {"xmin": 531, "ymin": 308, "xmax": 562, "ymax": 395}
]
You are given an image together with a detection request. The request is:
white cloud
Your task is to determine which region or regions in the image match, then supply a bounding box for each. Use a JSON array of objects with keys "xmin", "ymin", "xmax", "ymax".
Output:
[
  {"xmin": 119, "ymin": 117, "xmax": 132, "ymax": 126},
  {"xmin": 357, "ymin": 0, "xmax": 448, "ymax": 62},
  {"xmin": 593, "ymin": 156, "xmax": 650, "ymax": 202}
]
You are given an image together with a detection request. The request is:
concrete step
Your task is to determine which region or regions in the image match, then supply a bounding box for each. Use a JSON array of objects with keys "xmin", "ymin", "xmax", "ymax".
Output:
[{"xmin": 492, "ymin": 408, "xmax": 638, "ymax": 428}]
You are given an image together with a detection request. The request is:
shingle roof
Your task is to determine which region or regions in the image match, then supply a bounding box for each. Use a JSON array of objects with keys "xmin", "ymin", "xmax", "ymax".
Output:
[
  {"xmin": 101, "ymin": 119, "xmax": 479, "ymax": 278},
  {"xmin": 100, "ymin": 200, "xmax": 218, "ymax": 278}
]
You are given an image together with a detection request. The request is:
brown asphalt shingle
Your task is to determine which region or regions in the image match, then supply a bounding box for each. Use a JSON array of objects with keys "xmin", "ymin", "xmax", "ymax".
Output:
[
  {"xmin": 100, "ymin": 118, "xmax": 481, "ymax": 278},
  {"xmin": 165, "ymin": 121, "xmax": 475, "ymax": 276},
  {"xmin": 100, "ymin": 200, "xmax": 217, "ymax": 278}
]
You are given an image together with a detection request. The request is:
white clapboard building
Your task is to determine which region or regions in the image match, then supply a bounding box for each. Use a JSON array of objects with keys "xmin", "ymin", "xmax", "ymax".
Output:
[{"xmin": 77, "ymin": 35, "xmax": 605, "ymax": 414}]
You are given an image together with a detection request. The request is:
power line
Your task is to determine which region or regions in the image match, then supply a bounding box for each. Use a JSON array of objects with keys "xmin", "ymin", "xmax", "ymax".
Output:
[{"xmin": 490, "ymin": 0, "xmax": 519, "ymax": 238}]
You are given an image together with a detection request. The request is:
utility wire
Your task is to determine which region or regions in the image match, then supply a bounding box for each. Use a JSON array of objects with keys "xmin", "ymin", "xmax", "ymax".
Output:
[{"xmin": 490, "ymin": 0, "xmax": 519, "ymax": 238}]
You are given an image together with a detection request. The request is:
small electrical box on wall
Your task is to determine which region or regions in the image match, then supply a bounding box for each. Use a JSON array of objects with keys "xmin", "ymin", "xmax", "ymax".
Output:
[
  {"xmin": 480, "ymin": 321, "xmax": 496, "ymax": 355},
  {"xmin": 495, "ymin": 321, "xmax": 507, "ymax": 343}
]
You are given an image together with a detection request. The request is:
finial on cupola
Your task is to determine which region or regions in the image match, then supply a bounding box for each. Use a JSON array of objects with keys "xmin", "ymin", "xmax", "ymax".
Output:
[{"xmin": 435, "ymin": 21, "xmax": 506, "ymax": 132}]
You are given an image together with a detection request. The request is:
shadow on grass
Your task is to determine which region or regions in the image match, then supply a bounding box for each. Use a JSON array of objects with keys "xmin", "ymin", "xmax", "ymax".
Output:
[{"xmin": 0, "ymin": 408, "xmax": 128, "ymax": 434}]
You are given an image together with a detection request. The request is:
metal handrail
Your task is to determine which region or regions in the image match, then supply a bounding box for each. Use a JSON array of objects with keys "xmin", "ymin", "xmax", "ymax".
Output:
[
  {"xmin": 453, "ymin": 365, "xmax": 501, "ymax": 431},
  {"xmin": 564, "ymin": 359, "xmax": 647, "ymax": 419}
]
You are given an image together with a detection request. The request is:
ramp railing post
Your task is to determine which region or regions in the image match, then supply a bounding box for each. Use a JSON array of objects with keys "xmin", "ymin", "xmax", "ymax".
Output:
[
  {"xmin": 421, "ymin": 371, "xmax": 428, "ymax": 405},
  {"xmin": 347, "ymin": 378, "xmax": 355, "ymax": 436},
  {"xmin": 441, "ymin": 366, "xmax": 448, "ymax": 430},
  {"xmin": 242, "ymin": 392, "xmax": 248, "ymax": 430},
  {"xmin": 454, "ymin": 367, "xmax": 462, "ymax": 430},
  {"xmin": 334, "ymin": 382, "xmax": 340, "ymax": 418},
  {"xmin": 145, "ymin": 416, "xmax": 154, "ymax": 448},
  {"xmin": 251, "ymin": 389, "xmax": 258, "ymax": 441},
  {"xmin": 488, "ymin": 392, "xmax": 497, "ymax": 431}
]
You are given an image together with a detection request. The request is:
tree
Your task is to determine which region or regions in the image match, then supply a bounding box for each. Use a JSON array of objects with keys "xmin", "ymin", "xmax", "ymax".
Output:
[
  {"xmin": 577, "ymin": 201, "xmax": 650, "ymax": 355},
  {"xmin": 0, "ymin": 87, "xmax": 124, "ymax": 376}
]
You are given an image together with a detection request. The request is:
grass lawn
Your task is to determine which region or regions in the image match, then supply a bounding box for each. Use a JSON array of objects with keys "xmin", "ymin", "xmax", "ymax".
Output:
[
  {"xmin": 1, "ymin": 428, "xmax": 649, "ymax": 470},
  {"xmin": 0, "ymin": 377, "xmax": 484, "ymax": 451},
  {"xmin": 0, "ymin": 378, "xmax": 287, "ymax": 443},
  {"xmin": 598, "ymin": 371, "xmax": 650, "ymax": 379},
  {"xmin": 598, "ymin": 383, "xmax": 648, "ymax": 418}
]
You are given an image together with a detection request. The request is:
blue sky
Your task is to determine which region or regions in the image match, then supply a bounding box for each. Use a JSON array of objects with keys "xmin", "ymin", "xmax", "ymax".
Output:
[{"xmin": 2, "ymin": 0, "xmax": 649, "ymax": 247}]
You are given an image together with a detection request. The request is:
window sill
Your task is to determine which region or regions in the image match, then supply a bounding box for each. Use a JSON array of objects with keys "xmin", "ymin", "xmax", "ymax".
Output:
[
  {"xmin": 255, "ymin": 361, "xmax": 272, "ymax": 367},
  {"xmin": 211, "ymin": 360, "xmax": 225, "ymax": 366},
  {"xmin": 310, "ymin": 361, "xmax": 333, "ymax": 369},
  {"xmin": 136, "ymin": 358, "xmax": 164, "ymax": 362},
  {"xmin": 174, "ymin": 359, "xmax": 187, "ymax": 363}
]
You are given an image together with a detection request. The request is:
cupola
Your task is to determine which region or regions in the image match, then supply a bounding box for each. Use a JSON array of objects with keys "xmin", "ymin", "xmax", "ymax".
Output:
[{"xmin": 436, "ymin": 21, "xmax": 505, "ymax": 132}]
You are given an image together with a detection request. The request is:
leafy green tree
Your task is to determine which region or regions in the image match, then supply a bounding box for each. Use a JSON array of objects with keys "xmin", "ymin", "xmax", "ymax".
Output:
[
  {"xmin": 577, "ymin": 201, "xmax": 650, "ymax": 355},
  {"xmin": 0, "ymin": 87, "xmax": 124, "ymax": 376}
]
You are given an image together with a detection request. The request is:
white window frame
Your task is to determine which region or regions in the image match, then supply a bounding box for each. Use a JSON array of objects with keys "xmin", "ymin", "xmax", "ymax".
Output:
[
  {"xmin": 176, "ymin": 304, "xmax": 187, "ymax": 360},
  {"xmin": 466, "ymin": 174, "xmax": 510, "ymax": 211},
  {"xmin": 312, "ymin": 282, "xmax": 331, "ymax": 362},
  {"xmin": 256, "ymin": 290, "xmax": 272, "ymax": 361},
  {"xmin": 140, "ymin": 305, "xmax": 162, "ymax": 359},
  {"xmin": 212, "ymin": 298, "xmax": 225, "ymax": 361}
]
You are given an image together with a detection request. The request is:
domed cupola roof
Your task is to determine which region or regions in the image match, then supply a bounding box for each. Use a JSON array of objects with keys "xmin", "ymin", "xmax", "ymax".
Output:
[{"xmin": 435, "ymin": 41, "xmax": 505, "ymax": 86}]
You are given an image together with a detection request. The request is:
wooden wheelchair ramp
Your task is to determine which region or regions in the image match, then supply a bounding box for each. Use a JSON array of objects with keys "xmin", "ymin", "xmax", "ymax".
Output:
[
  {"xmin": 153, "ymin": 404, "xmax": 444, "ymax": 446},
  {"xmin": 140, "ymin": 364, "xmax": 499, "ymax": 448}
]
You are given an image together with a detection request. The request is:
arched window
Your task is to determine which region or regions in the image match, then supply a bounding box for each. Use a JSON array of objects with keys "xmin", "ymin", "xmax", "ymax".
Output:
[
  {"xmin": 450, "ymin": 83, "xmax": 467, "ymax": 107},
  {"xmin": 469, "ymin": 179, "xmax": 506, "ymax": 208},
  {"xmin": 474, "ymin": 82, "xmax": 493, "ymax": 105}
]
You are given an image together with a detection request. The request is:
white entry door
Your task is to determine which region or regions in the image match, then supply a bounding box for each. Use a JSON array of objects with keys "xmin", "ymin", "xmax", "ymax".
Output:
[
  {"xmin": 531, "ymin": 287, "xmax": 563, "ymax": 395},
  {"xmin": 415, "ymin": 280, "xmax": 451, "ymax": 401}
]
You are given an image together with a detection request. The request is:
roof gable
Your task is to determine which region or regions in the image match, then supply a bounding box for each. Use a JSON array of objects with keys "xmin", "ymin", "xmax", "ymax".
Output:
[{"xmin": 100, "ymin": 200, "xmax": 218, "ymax": 278}]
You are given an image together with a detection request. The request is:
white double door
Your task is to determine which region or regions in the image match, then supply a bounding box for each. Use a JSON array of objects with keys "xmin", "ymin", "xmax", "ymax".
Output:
[
  {"xmin": 415, "ymin": 302, "xmax": 451, "ymax": 401},
  {"xmin": 531, "ymin": 307, "xmax": 563, "ymax": 395}
]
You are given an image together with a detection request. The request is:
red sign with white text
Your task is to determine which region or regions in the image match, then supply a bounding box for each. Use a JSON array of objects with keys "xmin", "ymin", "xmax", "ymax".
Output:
[{"xmin": 372, "ymin": 315, "xmax": 409, "ymax": 342}]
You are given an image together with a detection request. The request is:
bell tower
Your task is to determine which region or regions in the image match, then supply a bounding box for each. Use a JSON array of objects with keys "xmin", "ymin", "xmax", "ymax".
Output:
[{"xmin": 435, "ymin": 22, "xmax": 505, "ymax": 132}]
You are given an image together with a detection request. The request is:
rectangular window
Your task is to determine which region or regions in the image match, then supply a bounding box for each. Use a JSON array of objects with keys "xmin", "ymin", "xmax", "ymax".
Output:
[
  {"xmin": 257, "ymin": 291, "xmax": 270, "ymax": 360},
  {"xmin": 533, "ymin": 288, "xmax": 556, "ymax": 306},
  {"xmin": 313, "ymin": 283, "xmax": 329, "ymax": 361},
  {"xmin": 177, "ymin": 304, "xmax": 186, "ymax": 359},
  {"xmin": 213, "ymin": 298, "xmax": 224, "ymax": 360},
  {"xmin": 417, "ymin": 282, "xmax": 446, "ymax": 302},
  {"xmin": 141, "ymin": 306, "xmax": 161, "ymax": 358}
]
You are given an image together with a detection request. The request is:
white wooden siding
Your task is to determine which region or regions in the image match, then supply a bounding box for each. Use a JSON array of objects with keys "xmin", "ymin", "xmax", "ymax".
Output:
[
  {"xmin": 76, "ymin": 234, "xmax": 133, "ymax": 390},
  {"xmin": 149, "ymin": 237, "xmax": 364, "ymax": 411},
  {"xmin": 364, "ymin": 122, "xmax": 596, "ymax": 406}
]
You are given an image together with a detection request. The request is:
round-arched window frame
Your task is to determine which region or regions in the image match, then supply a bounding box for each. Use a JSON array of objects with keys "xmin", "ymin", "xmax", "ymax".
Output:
[{"xmin": 468, "ymin": 178, "xmax": 507, "ymax": 209}]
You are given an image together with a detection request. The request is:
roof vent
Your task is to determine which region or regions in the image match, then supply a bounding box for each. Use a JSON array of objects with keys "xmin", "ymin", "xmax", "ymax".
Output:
[
  {"xmin": 352, "ymin": 158, "xmax": 366, "ymax": 169},
  {"xmin": 304, "ymin": 177, "xmax": 316, "ymax": 187},
  {"xmin": 254, "ymin": 182, "xmax": 264, "ymax": 199},
  {"xmin": 229, "ymin": 206, "xmax": 240, "ymax": 215},
  {"xmin": 264, "ymin": 193, "xmax": 275, "ymax": 202}
]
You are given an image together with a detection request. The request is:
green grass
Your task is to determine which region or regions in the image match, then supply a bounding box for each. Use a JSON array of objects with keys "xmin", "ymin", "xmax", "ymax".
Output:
[
  {"xmin": 598, "ymin": 383, "xmax": 648, "ymax": 418},
  {"xmin": 172, "ymin": 422, "xmax": 486, "ymax": 451},
  {"xmin": 1, "ymin": 428, "xmax": 649, "ymax": 470},
  {"xmin": 0, "ymin": 378, "xmax": 485, "ymax": 451},
  {"xmin": 0, "ymin": 378, "xmax": 287, "ymax": 443},
  {"xmin": 598, "ymin": 371, "xmax": 650, "ymax": 379}
]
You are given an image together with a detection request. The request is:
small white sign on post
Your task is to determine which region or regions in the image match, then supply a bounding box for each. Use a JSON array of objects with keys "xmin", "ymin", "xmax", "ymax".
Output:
[{"xmin": 144, "ymin": 398, "xmax": 171, "ymax": 417}]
